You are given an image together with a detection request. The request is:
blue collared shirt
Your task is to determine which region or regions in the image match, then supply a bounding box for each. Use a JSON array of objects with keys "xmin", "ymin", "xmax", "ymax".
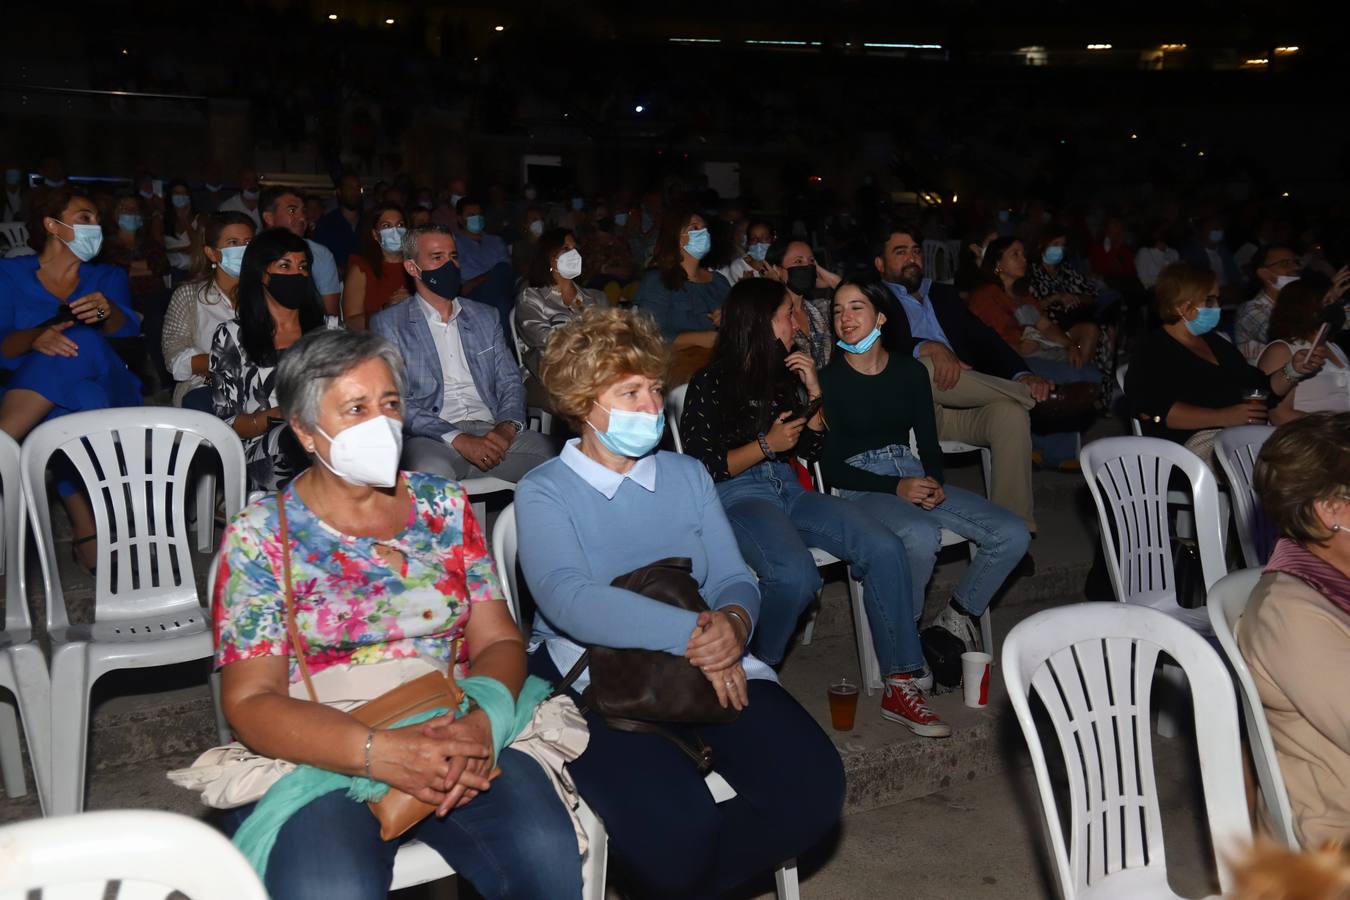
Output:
[
  {"xmin": 885, "ymin": 277, "xmax": 952, "ymax": 358},
  {"xmin": 453, "ymin": 230, "xmax": 510, "ymax": 280},
  {"xmin": 559, "ymin": 438, "xmax": 659, "ymax": 499}
]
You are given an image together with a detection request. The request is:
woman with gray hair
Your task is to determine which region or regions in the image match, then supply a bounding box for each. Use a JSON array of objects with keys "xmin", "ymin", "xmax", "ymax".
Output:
[
  {"xmin": 1239, "ymin": 412, "xmax": 1350, "ymax": 847},
  {"xmin": 210, "ymin": 328, "xmax": 583, "ymax": 898}
]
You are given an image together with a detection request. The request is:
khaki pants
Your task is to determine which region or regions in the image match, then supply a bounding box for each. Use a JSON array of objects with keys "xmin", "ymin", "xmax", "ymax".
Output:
[{"xmin": 920, "ymin": 359, "xmax": 1037, "ymax": 532}]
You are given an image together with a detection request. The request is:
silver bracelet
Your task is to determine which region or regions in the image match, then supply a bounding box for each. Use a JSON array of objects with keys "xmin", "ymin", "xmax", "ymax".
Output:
[
  {"xmin": 723, "ymin": 608, "xmax": 750, "ymax": 645},
  {"xmin": 363, "ymin": 729, "xmax": 375, "ymax": 779},
  {"xmin": 1282, "ymin": 360, "xmax": 1304, "ymax": 383}
]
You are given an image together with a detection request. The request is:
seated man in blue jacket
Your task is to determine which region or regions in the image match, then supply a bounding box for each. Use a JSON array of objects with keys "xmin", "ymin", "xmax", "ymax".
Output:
[
  {"xmin": 370, "ymin": 224, "xmax": 553, "ymax": 482},
  {"xmin": 874, "ymin": 225, "xmax": 1054, "ymax": 532}
]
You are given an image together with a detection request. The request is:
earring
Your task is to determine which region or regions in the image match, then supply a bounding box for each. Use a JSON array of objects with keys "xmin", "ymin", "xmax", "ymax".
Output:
[{"xmin": 1334, "ymin": 524, "xmax": 1343, "ymax": 532}]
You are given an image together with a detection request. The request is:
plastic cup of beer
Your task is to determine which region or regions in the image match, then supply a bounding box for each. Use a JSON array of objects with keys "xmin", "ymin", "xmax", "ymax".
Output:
[{"xmin": 828, "ymin": 677, "xmax": 860, "ymax": 730}]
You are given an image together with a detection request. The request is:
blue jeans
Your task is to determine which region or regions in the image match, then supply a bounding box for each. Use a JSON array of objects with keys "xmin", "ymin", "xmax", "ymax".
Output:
[
  {"xmin": 716, "ymin": 460, "xmax": 920, "ymax": 674},
  {"xmin": 838, "ymin": 445, "xmax": 1030, "ymax": 618},
  {"xmin": 217, "ymin": 749, "xmax": 581, "ymax": 900},
  {"xmin": 1026, "ymin": 356, "xmax": 1101, "ymax": 465}
]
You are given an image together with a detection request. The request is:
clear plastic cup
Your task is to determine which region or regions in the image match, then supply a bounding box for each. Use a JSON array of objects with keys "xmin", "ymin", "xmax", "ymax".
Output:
[{"xmin": 827, "ymin": 678, "xmax": 860, "ymax": 730}]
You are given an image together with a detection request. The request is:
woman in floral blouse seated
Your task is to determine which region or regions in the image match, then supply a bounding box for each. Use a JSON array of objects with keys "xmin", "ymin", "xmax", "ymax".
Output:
[{"xmin": 213, "ymin": 328, "xmax": 581, "ymax": 899}]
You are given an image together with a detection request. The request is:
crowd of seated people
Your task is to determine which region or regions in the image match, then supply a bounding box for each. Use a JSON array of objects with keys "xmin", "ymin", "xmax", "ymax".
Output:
[{"xmin": 11, "ymin": 155, "xmax": 1350, "ymax": 892}]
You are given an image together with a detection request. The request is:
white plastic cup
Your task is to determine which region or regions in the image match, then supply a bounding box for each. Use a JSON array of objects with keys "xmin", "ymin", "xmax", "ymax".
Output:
[{"xmin": 961, "ymin": 651, "xmax": 993, "ymax": 708}]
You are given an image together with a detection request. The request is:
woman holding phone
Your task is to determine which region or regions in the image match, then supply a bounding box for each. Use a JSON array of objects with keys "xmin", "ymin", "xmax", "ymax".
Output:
[
  {"xmin": 682, "ymin": 279, "xmax": 948, "ymax": 737},
  {"xmin": 1258, "ymin": 278, "xmax": 1350, "ymax": 424}
]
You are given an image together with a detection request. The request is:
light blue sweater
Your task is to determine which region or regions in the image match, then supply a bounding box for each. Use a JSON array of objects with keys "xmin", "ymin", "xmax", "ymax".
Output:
[{"xmin": 517, "ymin": 444, "xmax": 763, "ymax": 685}]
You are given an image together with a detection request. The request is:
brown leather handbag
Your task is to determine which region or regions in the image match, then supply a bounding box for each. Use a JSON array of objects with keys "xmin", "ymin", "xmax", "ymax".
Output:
[
  {"xmin": 277, "ymin": 496, "xmax": 464, "ymax": 841},
  {"xmin": 555, "ymin": 558, "xmax": 739, "ymax": 772}
]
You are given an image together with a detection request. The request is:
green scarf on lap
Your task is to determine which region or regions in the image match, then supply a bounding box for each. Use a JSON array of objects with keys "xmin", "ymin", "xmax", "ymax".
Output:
[{"xmin": 234, "ymin": 674, "xmax": 554, "ymax": 878}]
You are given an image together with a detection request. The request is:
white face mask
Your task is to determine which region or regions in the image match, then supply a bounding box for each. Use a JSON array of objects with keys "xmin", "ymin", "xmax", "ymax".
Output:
[
  {"xmin": 1273, "ymin": 274, "xmax": 1299, "ymax": 291},
  {"xmin": 528, "ymin": 219, "xmax": 544, "ymax": 237},
  {"xmin": 314, "ymin": 415, "xmax": 403, "ymax": 488},
  {"xmin": 556, "ymin": 248, "xmax": 583, "ymax": 280}
]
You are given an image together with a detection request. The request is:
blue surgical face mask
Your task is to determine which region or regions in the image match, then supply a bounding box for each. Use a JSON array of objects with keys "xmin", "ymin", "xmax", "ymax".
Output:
[
  {"xmin": 613, "ymin": 212, "xmax": 629, "ymax": 227},
  {"xmin": 118, "ymin": 213, "xmax": 143, "ymax": 233},
  {"xmin": 378, "ymin": 225, "xmax": 407, "ymax": 254},
  {"xmin": 1042, "ymin": 245, "xmax": 1065, "ymax": 266},
  {"xmin": 683, "ymin": 227, "xmax": 711, "ymax": 260},
  {"xmin": 1208, "ymin": 229, "xmax": 1224, "ymax": 244},
  {"xmin": 171, "ymin": 193, "xmax": 191, "ymax": 209},
  {"xmin": 589, "ymin": 404, "xmax": 665, "ymax": 458},
  {"xmin": 1185, "ymin": 306, "xmax": 1221, "ymax": 336},
  {"xmin": 59, "ymin": 221, "xmax": 103, "ymax": 261},
  {"xmin": 465, "ymin": 214, "xmax": 485, "ymax": 234},
  {"xmin": 836, "ymin": 326, "xmax": 882, "ymax": 355},
  {"xmin": 747, "ymin": 241, "xmax": 770, "ymax": 262},
  {"xmin": 218, "ymin": 244, "xmax": 247, "ymax": 278},
  {"xmin": 571, "ymin": 197, "xmax": 585, "ymax": 211},
  {"xmin": 4, "ymin": 169, "xmax": 20, "ymax": 187}
]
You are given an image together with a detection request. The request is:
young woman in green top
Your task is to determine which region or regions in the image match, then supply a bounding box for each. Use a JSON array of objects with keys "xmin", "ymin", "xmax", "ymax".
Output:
[{"xmin": 819, "ymin": 275, "xmax": 1030, "ymax": 650}]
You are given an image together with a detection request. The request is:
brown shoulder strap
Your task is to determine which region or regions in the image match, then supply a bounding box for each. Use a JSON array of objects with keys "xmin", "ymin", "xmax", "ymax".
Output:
[{"xmin": 277, "ymin": 494, "xmax": 319, "ymax": 703}]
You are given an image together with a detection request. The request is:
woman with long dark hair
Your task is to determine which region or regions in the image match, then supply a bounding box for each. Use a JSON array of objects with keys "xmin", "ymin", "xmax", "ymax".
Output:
[
  {"xmin": 341, "ymin": 203, "xmax": 411, "ymax": 330},
  {"xmin": 162, "ymin": 211, "xmax": 254, "ymax": 411},
  {"xmin": 515, "ymin": 227, "xmax": 608, "ymax": 382},
  {"xmin": 211, "ymin": 227, "xmax": 328, "ymax": 491},
  {"xmin": 821, "ymin": 274, "xmax": 1029, "ymax": 651},
  {"xmin": 633, "ymin": 209, "xmax": 729, "ymax": 349},
  {"xmin": 682, "ymin": 278, "xmax": 951, "ymax": 737}
]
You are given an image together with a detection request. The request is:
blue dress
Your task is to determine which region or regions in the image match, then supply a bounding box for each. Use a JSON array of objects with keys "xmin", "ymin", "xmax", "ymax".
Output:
[
  {"xmin": 0, "ymin": 257, "xmax": 142, "ymax": 414},
  {"xmin": 633, "ymin": 269, "xmax": 730, "ymax": 342}
]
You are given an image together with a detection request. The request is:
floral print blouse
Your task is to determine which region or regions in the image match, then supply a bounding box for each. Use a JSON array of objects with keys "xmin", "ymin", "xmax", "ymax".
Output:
[{"xmin": 212, "ymin": 471, "xmax": 502, "ymax": 684}]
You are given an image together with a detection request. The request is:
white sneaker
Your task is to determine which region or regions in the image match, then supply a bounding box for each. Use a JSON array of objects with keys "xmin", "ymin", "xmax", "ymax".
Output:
[
  {"xmin": 933, "ymin": 604, "xmax": 981, "ymax": 653},
  {"xmin": 915, "ymin": 668, "xmax": 934, "ymax": 692}
]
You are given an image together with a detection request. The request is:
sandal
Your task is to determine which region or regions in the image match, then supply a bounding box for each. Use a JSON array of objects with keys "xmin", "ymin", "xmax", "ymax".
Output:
[{"xmin": 72, "ymin": 533, "xmax": 98, "ymax": 576}]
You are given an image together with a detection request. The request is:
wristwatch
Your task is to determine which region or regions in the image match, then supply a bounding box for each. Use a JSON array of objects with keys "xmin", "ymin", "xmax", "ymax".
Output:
[{"xmin": 757, "ymin": 432, "xmax": 777, "ymax": 462}]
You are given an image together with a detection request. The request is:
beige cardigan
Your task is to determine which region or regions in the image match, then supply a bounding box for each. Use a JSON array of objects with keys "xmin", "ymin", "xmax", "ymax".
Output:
[{"xmin": 1238, "ymin": 570, "xmax": 1350, "ymax": 846}]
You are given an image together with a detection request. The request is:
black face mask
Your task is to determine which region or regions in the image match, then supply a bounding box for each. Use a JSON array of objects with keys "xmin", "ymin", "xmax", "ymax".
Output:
[
  {"xmin": 419, "ymin": 260, "xmax": 462, "ymax": 300},
  {"xmin": 785, "ymin": 264, "xmax": 816, "ymax": 297},
  {"xmin": 266, "ymin": 273, "xmax": 312, "ymax": 310}
]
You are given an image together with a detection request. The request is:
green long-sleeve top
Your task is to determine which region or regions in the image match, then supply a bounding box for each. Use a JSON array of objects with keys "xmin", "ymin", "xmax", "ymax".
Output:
[{"xmin": 819, "ymin": 352, "xmax": 944, "ymax": 493}]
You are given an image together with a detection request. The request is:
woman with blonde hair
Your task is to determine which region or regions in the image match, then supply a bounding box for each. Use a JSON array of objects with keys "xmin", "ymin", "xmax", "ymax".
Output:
[{"xmin": 516, "ymin": 306, "xmax": 843, "ymax": 899}]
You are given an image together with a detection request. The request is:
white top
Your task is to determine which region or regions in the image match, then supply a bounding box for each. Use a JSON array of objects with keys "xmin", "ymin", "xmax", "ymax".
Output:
[
  {"xmin": 416, "ymin": 293, "xmax": 495, "ymax": 431},
  {"xmin": 163, "ymin": 280, "xmax": 237, "ymax": 405},
  {"xmin": 1134, "ymin": 246, "xmax": 1179, "ymax": 289},
  {"xmin": 1268, "ymin": 340, "xmax": 1350, "ymax": 414},
  {"xmin": 714, "ymin": 256, "xmax": 758, "ymax": 286},
  {"xmin": 165, "ymin": 228, "xmax": 193, "ymax": 271},
  {"xmin": 218, "ymin": 194, "xmax": 262, "ymax": 229}
]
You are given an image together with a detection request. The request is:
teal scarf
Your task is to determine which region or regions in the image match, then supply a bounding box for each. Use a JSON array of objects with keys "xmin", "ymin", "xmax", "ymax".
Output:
[{"xmin": 234, "ymin": 674, "xmax": 553, "ymax": 878}]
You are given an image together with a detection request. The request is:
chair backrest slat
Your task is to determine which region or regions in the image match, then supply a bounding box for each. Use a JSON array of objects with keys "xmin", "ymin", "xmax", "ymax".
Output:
[
  {"xmin": 1214, "ymin": 425, "xmax": 1275, "ymax": 568},
  {"xmin": 0, "ymin": 432, "xmax": 28, "ymax": 633}
]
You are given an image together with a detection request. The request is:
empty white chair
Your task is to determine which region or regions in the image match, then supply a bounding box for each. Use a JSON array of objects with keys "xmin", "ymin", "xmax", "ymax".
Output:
[
  {"xmin": 492, "ymin": 503, "xmax": 799, "ymax": 899},
  {"xmin": 461, "ymin": 475, "xmax": 516, "ymax": 531},
  {"xmin": 19, "ymin": 408, "xmax": 247, "ymax": 814},
  {"xmin": 1078, "ymin": 435, "xmax": 1227, "ymax": 633},
  {"xmin": 0, "ymin": 809, "xmax": 268, "ymax": 899},
  {"xmin": 0, "ymin": 432, "xmax": 51, "ymax": 811},
  {"xmin": 1003, "ymin": 602, "xmax": 1252, "ymax": 899},
  {"xmin": 1214, "ymin": 425, "xmax": 1276, "ymax": 568},
  {"xmin": 1207, "ymin": 567, "xmax": 1299, "ymax": 848}
]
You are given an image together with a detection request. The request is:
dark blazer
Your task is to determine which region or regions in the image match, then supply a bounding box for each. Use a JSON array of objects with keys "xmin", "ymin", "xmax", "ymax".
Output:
[
  {"xmin": 890, "ymin": 281, "xmax": 1030, "ymax": 382},
  {"xmin": 369, "ymin": 293, "xmax": 526, "ymax": 442}
]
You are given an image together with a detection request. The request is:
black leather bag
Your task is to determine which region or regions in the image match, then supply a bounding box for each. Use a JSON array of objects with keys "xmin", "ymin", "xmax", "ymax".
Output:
[
  {"xmin": 920, "ymin": 625, "xmax": 966, "ymax": 688},
  {"xmin": 555, "ymin": 558, "xmax": 739, "ymax": 773},
  {"xmin": 1171, "ymin": 537, "xmax": 1206, "ymax": 609}
]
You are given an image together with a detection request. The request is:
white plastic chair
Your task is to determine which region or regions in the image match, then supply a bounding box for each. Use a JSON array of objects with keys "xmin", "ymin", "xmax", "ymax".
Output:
[
  {"xmin": 0, "ymin": 809, "xmax": 268, "ymax": 899},
  {"xmin": 1116, "ymin": 363, "xmax": 1141, "ymax": 436},
  {"xmin": 0, "ymin": 221, "xmax": 32, "ymax": 258},
  {"xmin": 1003, "ymin": 603, "xmax": 1252, "ymax": 899},
  {"xmin": 492, "ymin": 503, "xmax": 800, "ymax": 900},
  {"xmin": 0, "ymin": 432, "xmax": 51, "ymax": 811},
  {"xmin": 1213, "ymin": 425, "xmax": 1275, "ymax": 568},
  {"xmin": 19, "ymin": 408, "xmax": 247, "ymax": 814},
  {"xmin": 1207, "ymin": 567, "xmax": 1299, "ymax": 848},
  {"xmin": 1078, "ymin": 436, "xmax": 1227, "ymax": 634},
  {"xmin": 461, "ymin": 475, "xmax": 515, "ymax": 531}
]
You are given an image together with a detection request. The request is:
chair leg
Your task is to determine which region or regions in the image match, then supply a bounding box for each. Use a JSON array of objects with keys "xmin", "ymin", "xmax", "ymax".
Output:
[
  {"xmin": 10, "ymin": 645, "xmax": 52, "ymax": 814},
  {"xmin": 0, "ymin": 696, "xmax": 25, "ymax": 800},
  {"xmin": 195, "ymin": 471, "xmax": 217, "ymax": 553},
  {"xmin": 209, "ymin": 671, "xmax": 231, "ymax": 746},
  {"xmin": 775, "ymin": 859, "xmax": 801, "ymax": 900},
  {"xmin": 48, "ymin": 644, "xmax": 93, "ymax": 815},
  {"xmin": 979, "ymin": 448, "xmax": 993, "ymax": 499},
  {"xmin": 800, "ymin": 598, "xmax": 817, "ymax": 646},
  {"xmin": 577, "ymin": 800, "xmax": 608, "ymax": 900},
  {"xmin": 848, "ymin": 570, "xmax": 882, "ymax": 695},
  {"xmin": 979, "ymin": 609, "xmax": 994, "ymax": 658}
]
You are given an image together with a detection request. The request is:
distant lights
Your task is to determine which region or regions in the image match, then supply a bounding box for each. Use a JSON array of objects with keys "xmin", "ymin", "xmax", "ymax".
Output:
[
  {"xmin": 1244, "ymin": 57, "xmax": 1270, "ymax": 66},
  {"xmin": 952, "ymin": 193, "xmax": 959, "ymax": 203},
  {"xmin": 634, "ymin": 105, "xmax": 645, "ymax": 113},
  {"xmin": 1274, "ymin": 46, "xmax": 1300, "ymax": 55},
  {"xmin": 1086, "ymin": 43, "xmax": 1113, "ymax": 51},
  {"xmin": 1198, "ymin": 150, "xmax": 1206, "ymax": 157},
  {"xmin": 862, "ymin": 42, "xmax": 943, "ymax": 50},
  {"xmin": 1282, "ymin": 191, "xmax": 1291, "ymax": 198},
  {"xmin": 327, "ymin": 13, "xmax": 337, "ymax": 20},
  {"xmin": 809, "ymin": 175, "xmax": 823, "ymax": 184},
  {"xmin": 745, "ymin": 39, "xmax": 822, "ymax": 47},
  {"xmin": 1130, "ymin": 133, "xmax": 1138, "ymax": 139},
  {"xmin": 669, "ymin": 37, "xmax": 722, "ymax": 44},
  {"xmin": 494, "ymin": 25, "xmax": 505, "ymax": 32},
  {"xmin": 385, "ymin": 18, "xmax": 395, "ymax": 25},
  {"xmin": 1160, "ymin": 43, "xmax": 1188, "ymax": 51}
]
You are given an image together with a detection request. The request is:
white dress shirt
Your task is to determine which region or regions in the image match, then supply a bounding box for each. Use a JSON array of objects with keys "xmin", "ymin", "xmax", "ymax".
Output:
[{"xmin": 416, "ymin": 294, "xmax": 495, "ymax": 433}]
